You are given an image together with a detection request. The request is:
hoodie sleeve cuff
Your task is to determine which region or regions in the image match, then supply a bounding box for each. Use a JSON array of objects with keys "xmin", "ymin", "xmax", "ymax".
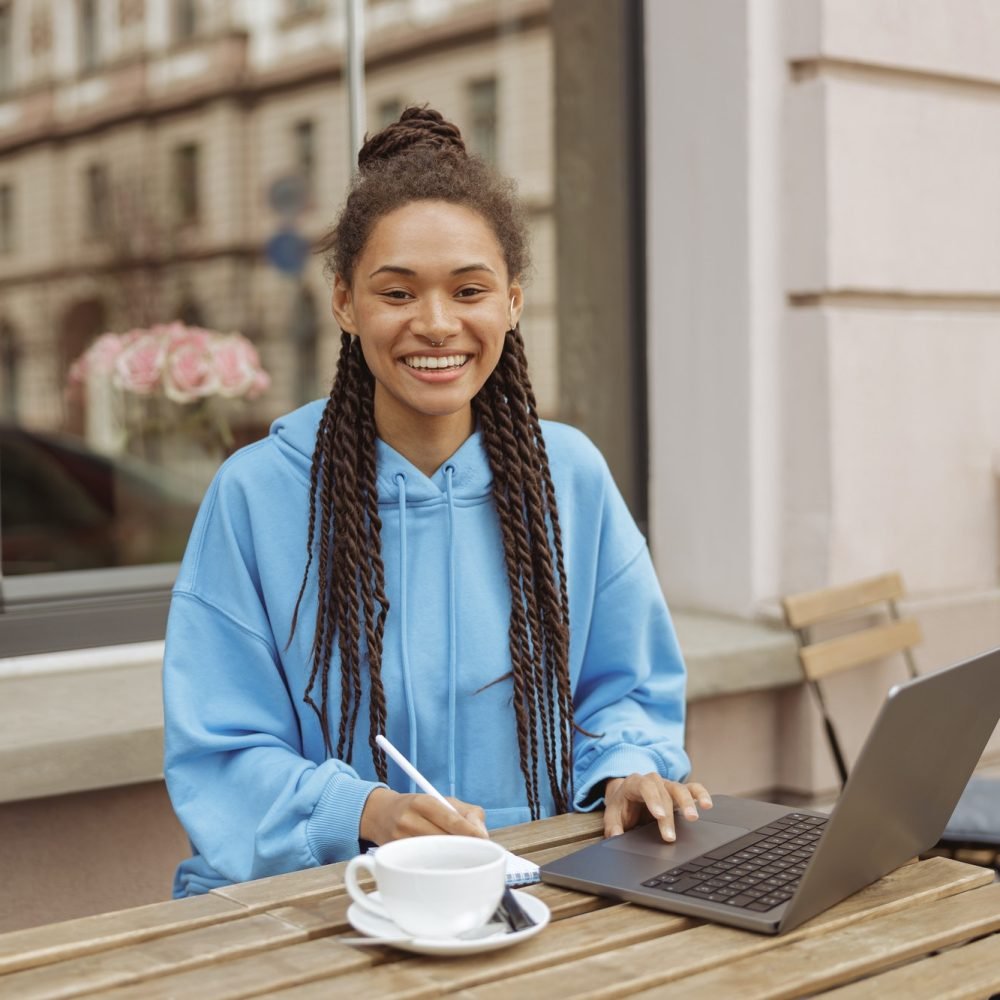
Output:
[
  {"xmin": 306, "ymin": 771, "xmax": 387, "ymax": 864},
  {"xmin": 573, "ymin": 745, "xmax": 690, "ymax": 813}
]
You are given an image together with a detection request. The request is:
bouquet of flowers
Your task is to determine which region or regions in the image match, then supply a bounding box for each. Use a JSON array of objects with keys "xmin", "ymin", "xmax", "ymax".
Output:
[{"xmin": 68, "ymin": 322, "xmax": 271, "ymax": 455}]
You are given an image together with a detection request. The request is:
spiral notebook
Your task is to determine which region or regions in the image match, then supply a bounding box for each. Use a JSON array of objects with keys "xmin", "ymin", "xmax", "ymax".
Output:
[{"xmin": 365, "ymin": 845, "xmax": 540, "ymax": 886}]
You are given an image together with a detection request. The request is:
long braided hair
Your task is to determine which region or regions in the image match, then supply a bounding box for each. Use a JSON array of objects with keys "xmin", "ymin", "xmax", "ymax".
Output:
[{"xmin": 289, "ymin": 107, "xmax": 574, "ymax": 818}]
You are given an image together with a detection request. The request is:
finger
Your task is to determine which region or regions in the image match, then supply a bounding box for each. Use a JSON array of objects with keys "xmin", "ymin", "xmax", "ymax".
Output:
[
  {"xmin": 428, "ymin": 799, "xmax": 489, "ymax": 838},
  {"xmin": 638, "ymin": 773, "xmax": 676, "ymax": 841},
  {"xmin": 456, "ymin": 803, "xmax": 489, "ymax": 837},
  {"xmin": 687, "ymin": 782, "xmax": 713, "ymax": 809},
  {"xmin": 603, "ymin": 796, "xmax": 626, "ymax": 839},
  {"xmin": 666, "ymin": 782, "xmax": 700, "ymax": 822}
]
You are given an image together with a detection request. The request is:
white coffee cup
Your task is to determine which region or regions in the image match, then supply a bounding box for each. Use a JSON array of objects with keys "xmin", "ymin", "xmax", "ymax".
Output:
[{"xmin": 344, "ymin": 836, "xmax": 506, "ymax": 939}]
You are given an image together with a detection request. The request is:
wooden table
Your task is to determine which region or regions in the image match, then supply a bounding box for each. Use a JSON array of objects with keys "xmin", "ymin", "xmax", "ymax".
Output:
[{"xmin": 2, "ymin": 812, "xmax": 999, "ymax": 999}]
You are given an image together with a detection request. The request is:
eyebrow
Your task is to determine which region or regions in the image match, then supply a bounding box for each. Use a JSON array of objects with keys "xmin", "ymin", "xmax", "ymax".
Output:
[{"xmin": 368, "ymin": 263, "xmax": 498, "ymax": 278}]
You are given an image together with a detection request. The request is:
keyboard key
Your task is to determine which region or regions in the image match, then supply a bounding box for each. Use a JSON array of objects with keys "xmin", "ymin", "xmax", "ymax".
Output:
[
  {"xmin": 748, "ymin": 900, "xmax": 779, "ymax": 911},
  {"xmin": 725, "ymin": 894, "xmax": 758, "ymax": 907},
  {"xmin": 655, "ymin": 877, "xmax": 699, "ymax": 894},
  {"xmin": 703, "ymin": 833, "xmax": 766, "ymax": 860}
]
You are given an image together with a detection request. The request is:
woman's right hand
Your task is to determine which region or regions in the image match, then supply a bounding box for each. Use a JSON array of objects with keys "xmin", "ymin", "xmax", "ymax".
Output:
[{"xmin": 359, "ymin": 786, "xmax": 489, "ymax": 845}]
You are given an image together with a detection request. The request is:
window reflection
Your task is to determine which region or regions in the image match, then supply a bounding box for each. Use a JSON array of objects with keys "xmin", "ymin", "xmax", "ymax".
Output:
[{"xmin": 0, "ymin": 0, "xmax": 624, "ymax": 591}]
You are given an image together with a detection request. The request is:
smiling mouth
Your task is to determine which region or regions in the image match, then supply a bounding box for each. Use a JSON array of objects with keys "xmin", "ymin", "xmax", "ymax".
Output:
[{"xmin": 402, "ymin": 354, "xmax": 471, "ymax": 371}]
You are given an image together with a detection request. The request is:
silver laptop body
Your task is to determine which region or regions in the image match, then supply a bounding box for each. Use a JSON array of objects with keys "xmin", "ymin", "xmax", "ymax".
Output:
[{"xmin": 540, "ymin": 646, "xmax": 1000, "ymax": 934}]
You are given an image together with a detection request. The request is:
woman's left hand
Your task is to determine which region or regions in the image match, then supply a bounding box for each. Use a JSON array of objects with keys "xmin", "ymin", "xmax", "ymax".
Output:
[{"xmin": 603, "ymin": 773, "xmax": 713, "ymax": 841}]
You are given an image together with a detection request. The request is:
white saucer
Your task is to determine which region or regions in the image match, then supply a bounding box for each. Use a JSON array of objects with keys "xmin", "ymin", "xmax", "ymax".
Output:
[{"xmin": 345, "ymin": 889, "xmax": 550, "ymax": 956}]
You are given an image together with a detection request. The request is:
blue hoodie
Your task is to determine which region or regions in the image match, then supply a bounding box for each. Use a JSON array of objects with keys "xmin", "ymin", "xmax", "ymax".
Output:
[{"xmin": 163, "ymin": 401, "xmax": 689, "ymax": 896}]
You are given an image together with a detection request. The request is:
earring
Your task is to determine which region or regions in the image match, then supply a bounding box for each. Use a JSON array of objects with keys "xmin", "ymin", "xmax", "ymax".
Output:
[{"xmin": 508, "ymin": 296, "xmax": 516, "ymax": 330}]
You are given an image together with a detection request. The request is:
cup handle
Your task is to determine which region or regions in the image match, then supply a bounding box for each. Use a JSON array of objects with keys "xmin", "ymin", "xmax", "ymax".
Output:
[{"xmin": 344, "ymin": 855, "xmax": 389, "ymax": 919}]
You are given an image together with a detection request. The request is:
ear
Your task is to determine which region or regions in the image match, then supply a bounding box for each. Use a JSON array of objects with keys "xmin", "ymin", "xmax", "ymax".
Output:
[
  {"xmin": 332, "ymin": 275, "xmax": 356, "ymax": 334},
  {"xmin": 508, "ymin": 282, "xmax": 524, "ymax": 329}
]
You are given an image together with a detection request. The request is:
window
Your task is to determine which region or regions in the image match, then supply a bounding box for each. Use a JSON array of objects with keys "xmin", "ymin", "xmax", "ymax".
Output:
[
  {"xmin": 467, "ymin": 77, "xmax": 498, "ymax": 164},
  {"xmin": 0, "ymin": 320, "xmax": 20, "ymax": 420},
  {"xmin": 293, "ymin": 119, "xmax": 315, "ymax": 202},
  {"xmin": 0, "ymin": 0, "xmax": 645, "ymax": 657},
  {"xmin": 79, "ymin": 0, "xmax": 99, "ymax": 72},
  {"xmin": 376, "ymin": 98, "xmax": 403, "ymax": 129},
  {"xmin": 0, "ymin": 182, "xmax": 13, "ymax": 253},
  {"xmin": 85, "ymin": 163, "xmax": 111, "ymax": 239},
  {"xmin": 175, "ymin": 0, "xmax": 198, "ymax": 43},
  {"xmin": 173, "ymin": 143, "xmax": 200, "ymax": 224},
  {"xmin": 0, "ymin": 3, "xmax": 12, "ymax": 94},
  {"xmin": 292, "ymin": 286, "xmax": 318, "ymax": 406}
]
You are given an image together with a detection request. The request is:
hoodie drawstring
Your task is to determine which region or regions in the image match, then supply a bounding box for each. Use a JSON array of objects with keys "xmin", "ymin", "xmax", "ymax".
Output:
[
  {"xmin": 394, "ymin": 472, "xmax": 419, "ymax": 793},
  {"xmin": 444, "ymin": 465, "xmax": 458, "ymax": 799},
  {"xmin": 393, "ymin": 467, "xmax": 460, "ymax": 802}
]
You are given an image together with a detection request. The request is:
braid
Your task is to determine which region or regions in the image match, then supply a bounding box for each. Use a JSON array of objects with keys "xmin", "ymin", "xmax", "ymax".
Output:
[
  {"xmin": 474, "ymin": 327, "xmax": 574, "ymax": 818},
  {"xmin": 289, "ymin": 334, "xmax": 390, "ymax": 783}
]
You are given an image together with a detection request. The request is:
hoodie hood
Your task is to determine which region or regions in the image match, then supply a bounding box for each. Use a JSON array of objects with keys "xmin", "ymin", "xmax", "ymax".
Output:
[{"xmin": 268, "ymin": 399, "xmax": 494, "ymax": 505}]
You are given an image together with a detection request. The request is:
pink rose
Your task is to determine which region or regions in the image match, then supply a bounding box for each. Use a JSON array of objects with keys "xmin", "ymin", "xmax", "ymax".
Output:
[
  {"xmin": 68, "ymin": 332, "xmax": 124, "ymax": 384},
  {"xmin": 114, "ymin": 332, "xmax": 166, "ymax": 395},
  {"xmin": 212, "ymin": 333, "xmax": 264, "ymax": 399},
  {"xmin": 246, "ymin": 368, "xmax": 271, "ymax": 400},
  {"xmin": 163, "ymin": 333, "xmax": 218, "ymax": 403}
]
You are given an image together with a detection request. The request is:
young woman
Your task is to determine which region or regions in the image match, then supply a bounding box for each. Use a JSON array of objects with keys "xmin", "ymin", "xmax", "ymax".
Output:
[{"xmin": 163, "ymin": 107, "xmax": 710, "ymax": 896}]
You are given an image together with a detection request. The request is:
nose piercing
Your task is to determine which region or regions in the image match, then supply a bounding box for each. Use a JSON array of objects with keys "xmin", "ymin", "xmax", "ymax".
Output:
[{"xmin": 428, "ymin": 338, "xmax": 445, "ymax": 347}]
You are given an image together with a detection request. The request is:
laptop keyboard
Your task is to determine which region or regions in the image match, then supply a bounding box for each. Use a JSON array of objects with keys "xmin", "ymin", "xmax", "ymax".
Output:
[{"xmin": 640, "ymin": 812, "xmax": 828, "ymax": 912}]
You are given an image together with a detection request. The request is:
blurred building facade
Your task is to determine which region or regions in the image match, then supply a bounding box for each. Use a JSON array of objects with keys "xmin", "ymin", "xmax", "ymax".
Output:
[{"xmin": 0, "ymin": 0, "xmax": 557, "ymax": 438}]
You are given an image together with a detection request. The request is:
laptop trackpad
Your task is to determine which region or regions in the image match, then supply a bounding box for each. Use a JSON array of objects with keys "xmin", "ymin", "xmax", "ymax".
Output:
[{"xmin": 602, "ymin": 818, "xmax": 752, "ymax": 862}]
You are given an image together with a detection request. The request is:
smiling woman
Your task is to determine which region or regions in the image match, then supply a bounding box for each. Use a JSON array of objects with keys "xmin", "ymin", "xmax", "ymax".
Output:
[{"xmin": 161, "ymin": 106, "xmax": 706, "ymax": 899}]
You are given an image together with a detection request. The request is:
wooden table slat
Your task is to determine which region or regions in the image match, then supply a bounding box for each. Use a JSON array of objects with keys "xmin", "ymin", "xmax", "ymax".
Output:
[
  {"xmin": 98, "ymin": 937, "xmax": 379, "ymax": 1000},
  {"xmin": 0, "ymin": 912, "xmax": 308, "ymax": 1000},
  {"xmin": 818, "ymin": 929, "xmax": 1000, "ymax": 1000},
  {"xmin": 627, "ymin": 882, "xmax": 1000, "ymax": 1000},
  {"xmin": 0, "ymin": 892, "xmax": 247, "ymax": 977},
  {"xmin": 448, "ymin": 858, "xmax": 994, "ymax": 1000}
]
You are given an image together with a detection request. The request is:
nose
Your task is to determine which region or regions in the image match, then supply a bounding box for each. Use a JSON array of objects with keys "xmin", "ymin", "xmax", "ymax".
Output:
[{"xmin": 411, "ymin": 294, "xmax": 461, "ymax": 343}]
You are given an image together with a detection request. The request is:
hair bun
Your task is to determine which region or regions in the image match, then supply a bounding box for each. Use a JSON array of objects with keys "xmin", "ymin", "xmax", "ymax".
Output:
[{"xmin": 358, "ymin": 105, "xmax": 467, "ymax": 172}]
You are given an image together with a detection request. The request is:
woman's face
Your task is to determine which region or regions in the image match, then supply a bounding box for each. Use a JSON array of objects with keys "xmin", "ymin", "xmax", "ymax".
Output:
[{"xmin": 332, "ymin": 200, "xmax": 522, "ymax": 439}]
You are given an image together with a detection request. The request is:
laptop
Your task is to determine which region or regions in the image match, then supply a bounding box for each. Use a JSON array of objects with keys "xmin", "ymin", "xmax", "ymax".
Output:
[{"xmin": 541, "ymin": 646, "xmax": 1000, "ymax": 934}]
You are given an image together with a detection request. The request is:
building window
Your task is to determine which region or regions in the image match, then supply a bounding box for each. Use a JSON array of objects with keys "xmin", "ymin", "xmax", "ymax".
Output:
[
  {"xmin": 175, "ymin": 0, "xmax": 198, "ymax": 43},
  {"xmin": 79, "ymin": 0, "xmax": 100, "ymax": 72},
  {"xmin": 467, "ymin": 77, "xmax": 498, "ymax": 164},
  {"xmin": 85, "ymin": 163, "xmax": 111, "ymax": 239},
  {"xmin": 0, "ymin": 3, "xmax": 12, "ymax": 94},
  {"xmin": 293, "ymin": 119, "xmax": 315, "ymax": 203},
  {"xmin": 0, "ymin": 320, "xmax": 20, "ymax": 420},
  {"xmin": 0, "ymin": 182, "xmax": 13, "ymax": 253},
  {"xmin": 173, "ymin": 143, "xmax": 200, "ymax": 224},
  {"xmin": 376, "ymin": 98, "xmax": 403, "ymax": 129},
  {"xmin": 292, "ymin": 286, "xmax": 318, "ymax": 405}
]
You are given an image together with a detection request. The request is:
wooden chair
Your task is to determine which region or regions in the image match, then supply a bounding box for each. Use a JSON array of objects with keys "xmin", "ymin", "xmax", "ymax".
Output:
[{"xmin": 782, "ymin": 571, "xmax": 1000, "ymax": 868}]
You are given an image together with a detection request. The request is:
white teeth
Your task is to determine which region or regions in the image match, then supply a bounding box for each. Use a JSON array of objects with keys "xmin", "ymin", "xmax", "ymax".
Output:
[{"xmin": 403, "ymin": 354, "xmax": 470, "ymax": 370}]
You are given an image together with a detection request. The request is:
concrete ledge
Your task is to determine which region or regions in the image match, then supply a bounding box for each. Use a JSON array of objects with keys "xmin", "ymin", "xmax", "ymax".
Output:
[
  {"xmin": 677, "ymin": 610, "xmax": 801, "ymax": 701},
  {"xmin": 0, "ymin": 661, "xmax": 165, "ymax": 804}
]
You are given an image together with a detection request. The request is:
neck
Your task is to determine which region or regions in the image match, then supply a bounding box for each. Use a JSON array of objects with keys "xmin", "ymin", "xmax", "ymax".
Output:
[{"xmin": 374, "ymin": 396, "xmax": 475, "ymax": 478}]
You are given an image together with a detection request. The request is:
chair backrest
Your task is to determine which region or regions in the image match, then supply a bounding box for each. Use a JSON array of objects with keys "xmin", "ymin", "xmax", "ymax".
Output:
[
  {"xmin": 781, "ymin": 571, "xmax": 923, "ymax": 786},
  {"xmin": 782, "ymin": 572, "xmax": 922, "ymax": 683}
]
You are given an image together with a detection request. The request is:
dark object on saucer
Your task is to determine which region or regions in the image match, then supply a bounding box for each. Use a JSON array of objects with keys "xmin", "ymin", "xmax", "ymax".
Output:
[{"xmin": 495, "ymin": 887, "xmax": 535, "ymax": 932}]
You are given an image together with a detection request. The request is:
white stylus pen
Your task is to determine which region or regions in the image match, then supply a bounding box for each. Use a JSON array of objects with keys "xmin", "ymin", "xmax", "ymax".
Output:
[{"xmin": 374, "ymin": 733, "xmax": 455, "ymax": 812}]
